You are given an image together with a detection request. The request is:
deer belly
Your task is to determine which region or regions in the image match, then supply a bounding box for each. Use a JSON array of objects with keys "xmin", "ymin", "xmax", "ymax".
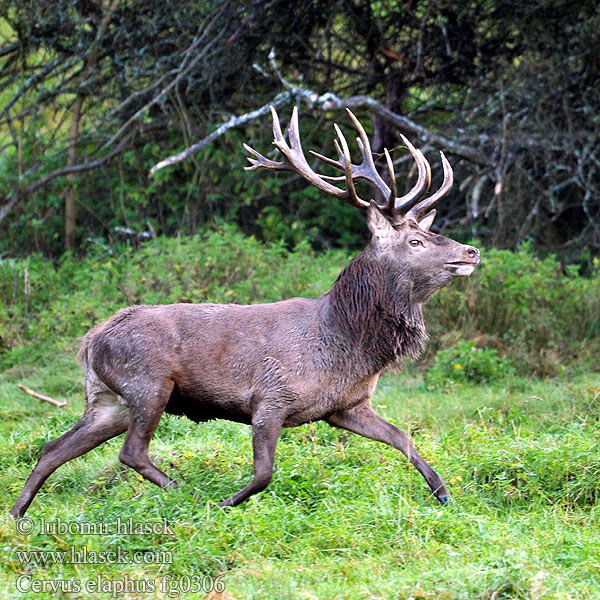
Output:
[{"xmin": 164, "ymin": 382, "xmax": 253, "ymax": 425}]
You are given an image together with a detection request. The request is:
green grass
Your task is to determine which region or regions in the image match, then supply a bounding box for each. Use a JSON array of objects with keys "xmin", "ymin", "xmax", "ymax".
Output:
[
  {"xmin": 1, "ymin": 345, "xmax": 599, "ymax": 599},
  {"xmin": 2, "ymin": 231, "xmax": 600, "ymax": 597}
]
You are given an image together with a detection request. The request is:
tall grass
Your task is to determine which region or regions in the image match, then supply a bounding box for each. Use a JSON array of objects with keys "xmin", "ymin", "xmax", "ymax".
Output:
[{"xmin": 1, "ymin": 363, "xmax": 600, "ymax": 599}]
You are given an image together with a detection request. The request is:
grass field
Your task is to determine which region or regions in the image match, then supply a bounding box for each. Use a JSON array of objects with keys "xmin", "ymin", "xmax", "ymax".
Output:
[{"xmin": 1, "ymin": 341, "xmax": 599, "ymax": 599}]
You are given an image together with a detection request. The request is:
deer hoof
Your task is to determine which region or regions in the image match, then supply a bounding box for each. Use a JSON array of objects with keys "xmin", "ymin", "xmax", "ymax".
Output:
[{"xmin": 435, "ymin": 491, "xmax": 449, "ymax": 505}]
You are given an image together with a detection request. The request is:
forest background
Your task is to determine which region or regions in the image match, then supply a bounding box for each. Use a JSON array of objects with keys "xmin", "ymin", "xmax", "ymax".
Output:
[{"xmin": 0, "ymin": 0, "xmax": 598, "ymax": 260}]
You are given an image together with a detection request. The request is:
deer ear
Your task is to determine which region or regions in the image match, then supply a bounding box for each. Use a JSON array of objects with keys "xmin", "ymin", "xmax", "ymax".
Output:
[
  {"xmin": 367, "ymin": 201, "xmax": 394, "ymax": 239},
  {"xmin": 417, "ymin": 209, "xmax": 436, "ymax": 232}
]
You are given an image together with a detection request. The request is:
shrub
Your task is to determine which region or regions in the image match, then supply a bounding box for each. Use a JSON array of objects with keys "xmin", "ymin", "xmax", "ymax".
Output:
[
  {"xmin": 425, "ymin": 246, "xmax": 600, "ymax": 375},
  {"xmin": 0, "ymin": 225, "xmax": 348, "ymax": 369},
  {"xmin": 2, "ymin": 233, "xmax": 599, "ymax": 376},
  {"xmin": 426, "ymin": 341, "xmax": 515, "ymax": 387}
]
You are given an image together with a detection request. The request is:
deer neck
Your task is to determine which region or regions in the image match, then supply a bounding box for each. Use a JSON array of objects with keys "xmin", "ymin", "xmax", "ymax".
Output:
[{"xmin": 322, "ymin": 250, "xmax": 427, "ymax": 373}]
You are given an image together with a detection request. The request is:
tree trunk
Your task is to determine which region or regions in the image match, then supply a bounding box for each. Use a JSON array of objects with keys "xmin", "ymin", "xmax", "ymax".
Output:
[
  {"xmin": 65, "ymin": 97, "xmax": 83, "ymax": 250},
  {"xmin": 64, "ymin": 0, "xmax": 120, "ymax": 250},
  {"xmin": 370, "ymin": 68, "xmax": 407, "ymax": 203}
]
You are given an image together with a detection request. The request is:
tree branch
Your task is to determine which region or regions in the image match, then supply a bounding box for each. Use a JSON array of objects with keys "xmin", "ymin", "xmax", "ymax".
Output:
[
  {"xmin": 150, "ymin": 91, "xmax": 294, "ymax": 174},
  {"xmin": 17, "ymin": 384, "xmax": 66, "ymax": 408},
  {"xmin": 100, "ymin": 1, "xmax": 231, "ymax": 153},
  {"xmin": 0, "ymin": 42, "xmax": 18, "ymax": 58},
  {"xmin": 150, "ymin": 85, "xmax": 492, "ymax": 175},
  {"xmin": 0, "ymin": 134, "xmax": 132, "ymax": 223}
]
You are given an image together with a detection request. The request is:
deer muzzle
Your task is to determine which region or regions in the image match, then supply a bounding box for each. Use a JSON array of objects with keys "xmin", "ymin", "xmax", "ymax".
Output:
[{"xmin": 444, "ymin": 245, "xmax": 480, "ymax": 276}]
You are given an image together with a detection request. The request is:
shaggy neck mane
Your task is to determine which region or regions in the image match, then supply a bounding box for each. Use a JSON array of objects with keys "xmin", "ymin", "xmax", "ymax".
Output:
[{"xmin": 323, "ymin": 249, "xmax": 427, "ymax": 373}]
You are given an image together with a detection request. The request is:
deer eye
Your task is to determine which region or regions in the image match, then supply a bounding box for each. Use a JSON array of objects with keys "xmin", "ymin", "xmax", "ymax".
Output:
[{"xmin": 409, "ymin": 239, "xmax": 423, "ymax": 247}]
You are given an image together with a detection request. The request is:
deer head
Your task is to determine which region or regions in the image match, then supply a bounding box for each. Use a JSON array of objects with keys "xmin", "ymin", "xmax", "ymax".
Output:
[{"xmin": 245, "ymin": 106, "xmax": 480, "ymax": 303}]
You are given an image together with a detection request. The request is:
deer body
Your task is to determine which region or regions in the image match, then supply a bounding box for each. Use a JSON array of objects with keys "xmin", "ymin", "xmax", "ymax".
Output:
[
  {"xmin": 83, "ymin": 302, "xmax": 378, "ymax": 428},
  {"xmin": 82, "ymin": 244, "xmax": 427, "ymax": 429},
  {"xmin": 10, "ymin": 109, "xmax": 479, "ymax": 517}
]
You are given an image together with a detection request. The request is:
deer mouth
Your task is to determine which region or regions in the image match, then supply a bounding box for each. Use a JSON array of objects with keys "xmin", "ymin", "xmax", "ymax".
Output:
[{"xmin": 444, "ymin": 261, "xmax": 476, "ymax": 276}]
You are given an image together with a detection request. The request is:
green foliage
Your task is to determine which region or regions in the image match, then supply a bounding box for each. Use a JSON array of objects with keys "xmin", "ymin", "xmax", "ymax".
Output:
[
  {"xmin": 426, "ymin": 245, "xmax": 600, "ymax": 375},
  {"xmin": 2, "ymin": 1, "xmax": 598, "ymax": 257},
  {"xmin": 1, "ymin": 224, "xmax": 600, "ymax": 599},
  {"xmin": 2, "ymin": 232, "xmax": 600, "ymax": 377},
  {"xmin": 426, "ymin": 341, "xmax": 514, "ymax": 387}
]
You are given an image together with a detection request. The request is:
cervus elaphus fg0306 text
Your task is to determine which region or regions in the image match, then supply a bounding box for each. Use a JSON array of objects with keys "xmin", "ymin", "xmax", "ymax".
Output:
[{"xmin": 10, "ymin": 108, "xmax": 479, "ymax": 517}]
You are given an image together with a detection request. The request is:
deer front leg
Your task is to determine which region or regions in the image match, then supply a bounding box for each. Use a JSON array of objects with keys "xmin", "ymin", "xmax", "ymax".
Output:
[
  {"xmin": 219, "ymin": 412, "xmax": 283, "ymax": 508},
  {"xmin": 327, "ymin": 401, "xmax": 449, "ymax": 505}
]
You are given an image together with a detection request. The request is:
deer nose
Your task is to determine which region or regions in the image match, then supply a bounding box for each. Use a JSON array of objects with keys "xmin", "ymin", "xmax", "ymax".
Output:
[{"xmin": 466, "ymin": 246, "xmax": 480, "ymax": 262}]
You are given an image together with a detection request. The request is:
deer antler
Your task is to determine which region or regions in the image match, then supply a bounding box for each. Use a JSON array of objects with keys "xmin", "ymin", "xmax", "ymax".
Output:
[
  {"xmin": 244, "ymin": 106, "xmax": 453, "ymax": 224},
  {"xmin": 403, "ymin": 151, "xmax": 453, "ymax": 221},
  {"xmin": 244, "ymin": 106, "xmax": 369, "ymax": 211}
]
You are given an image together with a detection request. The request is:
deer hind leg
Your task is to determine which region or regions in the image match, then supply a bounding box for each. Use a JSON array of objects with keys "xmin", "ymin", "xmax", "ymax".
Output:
[
  {"xmin": 9, "ymin": 387, "xmax": 129, "ymax": 518},
  {"xmin": 118, "ymin": 378, "xmax": 177, "ymax": 489},
  {"xmin": 327, "ymin": 401, "xmax": 450, "ymax": 505}
]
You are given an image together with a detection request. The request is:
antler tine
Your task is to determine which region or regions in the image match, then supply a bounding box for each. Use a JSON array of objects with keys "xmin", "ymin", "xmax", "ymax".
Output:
[
  {"xmin": 393, "ymin": 135, "xmax": 431, "ymax": 216},
  {"xmin": 308, "ymin": 143, "xmax": 348, "ymax": 184},
  {"xmin": 310, "ymin": 108, "xmax": 396, "ymax": 212},
  {"xmin": 271, "ymin": 105, "xmax": 285, "ymax": 142},
  {"xmin": 383, "ymin": 148, "xmax": 399, "ymax": 221},
  {"xmin": 405, "ymin": 151, "xmax": 453, "ymax": 220},
  {"xmin": 285, "ymin": 105, "xmax": 301, "ymax": 150},
  {"xmin": 309, "ymin": 148, "xmax": 344, "ymax": 171},
  {"xmin": 243, "ymin": 106, "xmax": 290, "ymax": 172},
  {"xmin": 345, "ymin": 109, "xmax": 392, "ymax": 200},
  {"xmin": 334, "ymin": 123, "xmax": 362, "ymax": 207},
  {"xmin": 416, "ymin": 148, "xmax": 432, "ymax": 193},
  {"xmin": 243, "ymin": 143, "xmax": 289, "ymax": 171}
]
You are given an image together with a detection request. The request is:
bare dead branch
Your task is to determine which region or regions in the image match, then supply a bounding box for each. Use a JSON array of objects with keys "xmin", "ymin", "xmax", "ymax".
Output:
[
  {"xmin": 150, "ymin": 91, "xmax": 293, "ymax": 174},
  {"xmin": 17, "ymin": 384, "xmax": 66, "ymax": 408},
  {"xmin": 150, "ymin": 85, "xmax": 492, "ymax": 175},
  {"xmin": 336, "ymin": 95, "xmax": 490, "ymax": 166}
]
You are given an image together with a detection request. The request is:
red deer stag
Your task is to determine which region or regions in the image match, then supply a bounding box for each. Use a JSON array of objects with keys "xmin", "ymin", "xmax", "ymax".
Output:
[{"xmin": 10, "ymin": 107, "xmax": 479, "ymax": 517}]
